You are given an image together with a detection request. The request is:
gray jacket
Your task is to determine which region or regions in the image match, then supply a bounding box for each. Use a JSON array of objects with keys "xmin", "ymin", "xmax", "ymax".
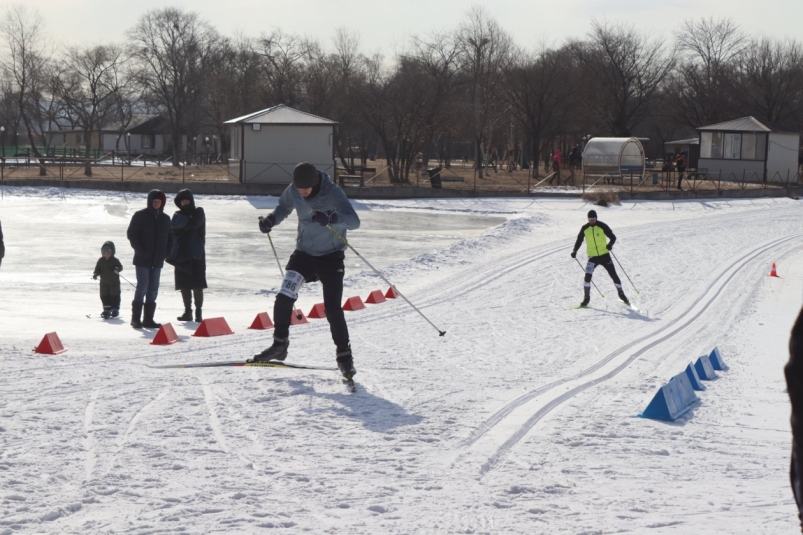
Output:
[{"xmin": 270, "ymin": 171, "xmax": 360, "ymax": 256}]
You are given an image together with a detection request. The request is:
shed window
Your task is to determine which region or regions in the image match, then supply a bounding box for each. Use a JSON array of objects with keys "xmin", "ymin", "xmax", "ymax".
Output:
[
  {"xmin": 755, "ymin": 133, "xmax": 767, "ymax": 160},
  {"xmin": 252, "ymin": 124, "xmax": 261, "ymax": 131},
  {"xmin": 142, "ymin": 135, "xmax": 153, "ymax": 149},
  {"xmin": 724, "ymin": 133, "xmax": 740, "ymax": 159},
  {"xmin": 741, "ymin": 133, "xmax": 756, "ymax": 160}
]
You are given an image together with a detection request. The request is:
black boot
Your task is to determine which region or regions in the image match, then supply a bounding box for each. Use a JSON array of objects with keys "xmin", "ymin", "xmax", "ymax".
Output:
[
  {"xmin": 253, "ymin": 336, "xmax": 289, "ymax": 362},
  {"xmin": 177, "ymin": 308, "xmax": 193, "ymax": 321},
  {"xmin": 336, "ymin": 346, "xmax": 356, "ymax": 379},
  {"xmin": 130, "ymin": 301, "xmax": 144, "ymax": 329},
  {"xmin": 142, "ymin": 302, "xmax": 161, "ymax": 329},
  {"xmin": 579, "ymin": 296, "xmax": 590, "ymax": 308},
  {"xmin": 618, "ymin": 291, "xmax": 630, "ymax": 306},
  {"xmin": 195, "ymin": 308, "xmax": 203, "ymax": 323},
  {"xmin": 101, "ymin": 307, "xmax": 111, "ymax": 319}
]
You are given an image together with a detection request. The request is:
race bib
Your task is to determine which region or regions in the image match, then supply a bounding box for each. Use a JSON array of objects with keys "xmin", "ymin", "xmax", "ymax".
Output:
[{"xmin": 278, "ymin": 270, "xmax": 305, "ymax": 300}]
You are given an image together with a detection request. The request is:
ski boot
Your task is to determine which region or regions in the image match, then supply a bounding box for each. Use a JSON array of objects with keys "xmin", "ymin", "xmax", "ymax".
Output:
[
  {"xmin": 579, "ymin": 296, "xmax": 590, "ymax": 308},
  {"xmin": 253, "ymin": 336, "xmax": 289, "ymax": 362},
  {"xmin": 177, "ymin": 308, "xmax": 193, "ymax": 321},
  {"xmin": 618, "ymin": 291, "xmax": 630, "ymax": 306},
  {"xmin": 101, "ymin": 307, "xmax": 111, "ymax": 319},
  {"xmin": 336, "ymin": 346, "xmax": 356, "ymax": 379},
  {"xmin": 111, "ymin": 308, "xmax": 119, "ymax": 318}
]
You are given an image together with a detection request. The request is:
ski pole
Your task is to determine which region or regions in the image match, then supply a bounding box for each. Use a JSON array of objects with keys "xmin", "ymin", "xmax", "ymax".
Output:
[
  {"xmin": 610, "ymin": 251, "xmax": 640, "ymax": 294},
  {"xmin": 322, "ymin": 221, "xmax": 446, "ymax": 337},
  {"xmin": 574, "ymin": 257, "xmax": 604, "ymax": 298},
  {"xmin": 118, "ymin": 273, "xmax": 137, "ymax": 289},
  {"xmin": 260, "ymin": 217, "xmax": 302, "ymax": 320}
]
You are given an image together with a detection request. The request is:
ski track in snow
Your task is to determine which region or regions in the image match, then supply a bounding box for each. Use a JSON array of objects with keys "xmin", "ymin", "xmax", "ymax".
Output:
[{"xmin": 1, "ymin": 190, "xmax": 802, "ymax": 533}]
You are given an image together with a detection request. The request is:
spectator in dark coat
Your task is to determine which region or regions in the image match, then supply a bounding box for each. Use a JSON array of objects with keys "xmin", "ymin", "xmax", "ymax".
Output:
[
  {"xmin": 126, "ymin": 189, "xmax": 173, "ymax": 329},
  {"xmin": 676, "ymin": 152, "xmax": 686, "ymax": 190},
  {"xmin": 786, "ymin": 308, "xmax": 803, "ymax": 531},
  {"xmin": 0, "ymin": 220, "xmax": 4, "ymax": 268},
  {"xmin": 92, "ymin": 241, "xmax": 123, "ymax": 319},
  {"xmin": 166, "ymin": 189, "xmax": 207, "ymax": 323}
]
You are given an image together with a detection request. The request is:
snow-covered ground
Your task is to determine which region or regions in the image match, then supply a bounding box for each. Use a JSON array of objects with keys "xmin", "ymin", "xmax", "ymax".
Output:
[{"xmin": 0, "ymin": 188, "xmax": 801, "ymax": 534}]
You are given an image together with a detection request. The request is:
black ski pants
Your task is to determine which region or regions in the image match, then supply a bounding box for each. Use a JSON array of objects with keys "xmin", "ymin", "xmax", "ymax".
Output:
[
  {"xmin": 585, "ymin": 253, "xmax": 623, "ymax": 291},
  {"xmin": 273, "ymin": 250, "xmax": 349, "ymax": 351},
  {"xmin": 99, "ymin": 283, "xmax": 121, "ymax": 309}
]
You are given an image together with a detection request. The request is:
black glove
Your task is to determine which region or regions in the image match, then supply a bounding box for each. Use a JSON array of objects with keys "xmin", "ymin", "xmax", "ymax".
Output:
[
  {"xmin": 607, "ymin": 242, "xmax": 613, "ymax": 250},
  {"xmin": 258, "ymin": 214, "xmax": 275, "ymax": 233},
  {"xmin": 92, "ymin": 274, "xmax": 98, "ymax": 280},
  {"xmin": 312, "ymin": 211, "xmax": 337, "ymax": 226},
  {"xmin": 570, "ymin": 251, "xmax": 576, "ymax": 259}
]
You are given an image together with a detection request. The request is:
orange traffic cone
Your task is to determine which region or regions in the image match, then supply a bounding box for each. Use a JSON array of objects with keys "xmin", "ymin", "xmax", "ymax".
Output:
[{"xmin": 769, "ymin": 263, "xmax": 780, "ymax": 278}]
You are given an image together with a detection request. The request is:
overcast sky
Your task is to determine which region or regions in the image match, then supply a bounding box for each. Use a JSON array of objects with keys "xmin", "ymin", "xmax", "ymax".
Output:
[{"xmin": 18, "ymin": 0, "xmax": 803, "ymax": 53}]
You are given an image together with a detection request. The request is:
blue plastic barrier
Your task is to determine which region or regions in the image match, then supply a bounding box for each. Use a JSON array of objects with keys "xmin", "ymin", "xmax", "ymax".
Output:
[
  {"xmin": 640, "ymin": 372, "xmax": 700, "ymax": 421},
  {"xmin": 694, "ymin": 354, "xmax": 718, "ymax": 380},
  {"xmin": 709, "ymin": 347, "xmax": 729, "ymax": 371},
  {"xmin": 684, "ymin": 362, "xmax": 706, "ymax": 391}
]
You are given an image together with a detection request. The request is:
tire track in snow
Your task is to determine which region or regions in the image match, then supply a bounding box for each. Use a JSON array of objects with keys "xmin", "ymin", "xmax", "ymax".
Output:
[
  {"xmin": 449, "ymin": 233, "xmax": 801, "ymax": 477},
  {"xmin": 83, "ymin": 388, "xmax": 100, "ymax": 481}
]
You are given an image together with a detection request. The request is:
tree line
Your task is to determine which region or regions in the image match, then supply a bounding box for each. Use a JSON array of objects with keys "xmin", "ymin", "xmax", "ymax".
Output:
[{"xmin": 1, "ymin": 5, "xmax": 802, "ymax": 181}]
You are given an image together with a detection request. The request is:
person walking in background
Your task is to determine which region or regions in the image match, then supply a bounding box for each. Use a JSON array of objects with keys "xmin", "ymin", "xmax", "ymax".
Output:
[
  {"xmin": 92, "ymin": 241, "xmax": 123, "ymax": 319},
  {"xmin": 786, "ymin": 308, "xmax": 803, "ymax": 531},
  {"xmin": 167, "ymin": 189, "xmax": 207, "ymax": 323},
  {"xmin": 255, "ymin": 162, "xmax": 361, "ymax": 380},
  {"xmin": 549, "ymin": 148, "xmax": 562, "ymax": 185},
  {"xmin": 570, "ymin": 210, "xmax": 630, "ymax": 308},
  {"xmin": 127, "ymin": 190, "xmax": 173, "ymax": 329},
  {"xmin": 676, "ymin": 152, "xmax": 686, "ymax": 190}
]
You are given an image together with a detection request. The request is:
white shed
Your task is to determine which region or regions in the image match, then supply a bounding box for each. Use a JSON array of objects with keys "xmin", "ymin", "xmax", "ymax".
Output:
[
  {"xmin": 582, "ymin": 137, "xmax": 646, "ymax": 181},
  {"xmin": 225, "ymin": 105, "xmax": 338, "ymax": 184},
  {"xmin": 697, "ymin": 117, "xmax": 801, "ymax": 182}
]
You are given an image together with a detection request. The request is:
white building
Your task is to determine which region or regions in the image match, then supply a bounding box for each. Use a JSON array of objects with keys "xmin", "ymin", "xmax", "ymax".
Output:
[
  {"xmin": 45, "ymin": 116, "xmax": 166, "ymax": 156},
  {"xmin": 225, "ymin": 105, "xmax": 337, "ymax": 184},
  {"xmin": 696, "ymin": 117, "xmax": 800, "ymax": 182}
]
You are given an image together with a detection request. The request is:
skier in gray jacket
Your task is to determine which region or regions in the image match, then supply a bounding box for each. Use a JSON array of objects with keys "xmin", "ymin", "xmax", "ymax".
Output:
[{"xmin": 254, "ymin": 162, "xmax": 361, "ymax": 379}]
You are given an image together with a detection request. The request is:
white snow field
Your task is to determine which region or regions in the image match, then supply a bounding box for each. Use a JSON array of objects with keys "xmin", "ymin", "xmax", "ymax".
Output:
[{"xmin": 0, "ymin": 187, "xmax": 802, "ymax": 534}]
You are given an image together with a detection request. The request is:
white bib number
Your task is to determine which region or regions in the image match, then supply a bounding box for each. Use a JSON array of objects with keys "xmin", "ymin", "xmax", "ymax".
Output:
[{"xmin": 279, "ymin": 270, "xmax": 305, "ymax": 300}]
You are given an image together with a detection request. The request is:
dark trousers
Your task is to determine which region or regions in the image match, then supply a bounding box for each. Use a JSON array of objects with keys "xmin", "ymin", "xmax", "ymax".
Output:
[
  {"xmin": 181, "ymin": 288, "xmax": 204, "ymax": 309},
  {"xmin": 273, "ymin": 250, "xmax": 349, "ymax": 350},
  {"xmin": 100, "ymin": 284, "xmax": 121, "ymax": 309},
  {"xmin": 585, "ymin": 253, "xmax": 623, "ymax": 291}
]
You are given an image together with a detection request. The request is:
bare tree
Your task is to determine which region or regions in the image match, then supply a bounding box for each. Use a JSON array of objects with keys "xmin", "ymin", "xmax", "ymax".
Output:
[
  {"xmin": 0, "ymin": 5, "xmax": 50, "ymax": 174},
  {"xmin": 458, "ymin": 7, "xmax": 512, "ymax": 175},
  {"xmin": 129, "ymin": 7, "xmax": 217, "ymax": 165},
  {"xmin": 573, "ymin": 21, "xmax": 676, "ymax": 137},
  {"xmin": 736, "ymin": 38, "xmax": 803, "ymax": 125},
  {"xmin": 256, "ymin": 30, "xmax": 307, "ymax": 108},
  {"xmin": 670, "ymin": 17, "xmax": 746, "ymax": 127},
  {"xmin": 504, "ymin": 45, "xmax": 580, "ymax": 177},
  {"xmin": 52, "ymin": 44, "xmax": 125, "ymax": 175}
]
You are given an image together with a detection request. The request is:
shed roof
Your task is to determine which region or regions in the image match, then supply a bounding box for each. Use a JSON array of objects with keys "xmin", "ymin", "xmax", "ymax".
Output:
[
  {"xmin": 697, "ymin": 116, "xmax": 798, "ymax": 134},
  {"xmin": 224, "ymin": 104, "xmax": 337, "ymax": 125},
  {"xmin": 665, "ymin": 138, "xmax": 699, "ymax": 145}
]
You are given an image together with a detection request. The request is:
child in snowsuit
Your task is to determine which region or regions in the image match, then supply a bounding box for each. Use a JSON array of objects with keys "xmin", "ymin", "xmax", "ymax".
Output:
[
  {"xmin": 93, "ymin": 241, "xmax": 123, "ymax": 319},
  {"xmin": 570, "ymin": 210, "xmax": 630, "ymax": 307}
]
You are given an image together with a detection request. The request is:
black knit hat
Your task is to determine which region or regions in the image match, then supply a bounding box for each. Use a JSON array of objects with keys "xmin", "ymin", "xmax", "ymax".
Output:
[
  {"xmin": 293, "ymin": 163, "xmax": 320, "ymax": 189},
  {"xmin": 587, "ymin": 210, "xmax": 597, "ymax": 219}
]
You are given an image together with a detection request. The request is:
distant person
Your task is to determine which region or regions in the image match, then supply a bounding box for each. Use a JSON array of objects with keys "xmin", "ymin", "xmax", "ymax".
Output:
[
  {"xmin": 0, "ymin": 220, "xmax": 4, "ymax": 268},
  {"xmin": 127, "ymin": 190, "xmax": 173, "ymax": 329},
  {"xmin": 92, "ymin": 241, "xmax": 123, "ymax": 319},
  {"xmin": 255, "ymin": 162, "xmax": 361, "ymax": 381},
  {"xmin": 549, "ymin": 148, "xmax": 562, "ymax": 185},
  {"xmin": 570, "ymin": 210, "xmax": 630, "ymax": 308},
  {"xmin": 167, "ymin": 189, "xmax": 207, "ymax": 323},
  {"xmin": 676, "ymin": 152, "xmax": 686, "ymax": 190},
  {"xmin": 786, "ymin": 307, "xmax": 803, "ymax": 530}
]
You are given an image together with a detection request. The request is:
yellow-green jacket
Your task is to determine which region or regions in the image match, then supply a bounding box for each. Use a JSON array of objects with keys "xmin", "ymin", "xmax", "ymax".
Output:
[{"xmin": 573, "ymin": 221, "xmax": 616, "ymax": 258}]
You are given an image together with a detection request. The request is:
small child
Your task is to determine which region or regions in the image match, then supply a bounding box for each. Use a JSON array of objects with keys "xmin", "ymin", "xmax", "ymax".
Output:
[{"xmin": 93, "ymin": 241, "xmax": 123, "ymax": 319}]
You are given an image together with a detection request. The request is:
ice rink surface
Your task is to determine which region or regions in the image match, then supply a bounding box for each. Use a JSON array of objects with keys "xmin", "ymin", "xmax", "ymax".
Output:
[{"xmin": 0, "ymin": 187, "xmax": 801, "ymax": 534}]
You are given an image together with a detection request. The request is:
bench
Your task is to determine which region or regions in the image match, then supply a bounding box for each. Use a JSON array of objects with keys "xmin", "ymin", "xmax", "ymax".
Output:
[{"xmin": 339, "ymin": 174, "xmax": 364, "ymax": 187}]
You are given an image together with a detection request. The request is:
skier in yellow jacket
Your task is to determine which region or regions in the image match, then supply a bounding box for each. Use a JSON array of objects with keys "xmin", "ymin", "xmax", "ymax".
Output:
[{"xmin": 570, "ymin": 210, "xmax": 630, "ymax": 307}]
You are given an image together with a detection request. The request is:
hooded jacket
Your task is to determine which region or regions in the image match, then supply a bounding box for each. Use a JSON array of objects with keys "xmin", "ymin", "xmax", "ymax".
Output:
[
  {"xmin": 127, "ymin": 190, "xmax": 173, "ymax": 269},
  {"xmin": 167, "ymin": 189, "xmax": 206, "ymax": 262},
  {"xmin": 93, "ymin": 240, "xmax": 123, "ymax": 292},
  {"xmin": 269, "ymin": 171, "xmax": 360, "ymax": 257}
]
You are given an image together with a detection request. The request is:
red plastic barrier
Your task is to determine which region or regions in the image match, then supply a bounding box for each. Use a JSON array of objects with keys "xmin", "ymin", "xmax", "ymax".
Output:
[
  {"xmin": 290, "ymin": 309, "xmax": 309, "ymax": 325},
  {"xmin": 193, "ymin": 317, "xmax": 234, "ymax": 337},
  {"xmin": 366, "ymin": 290, "xmax": 386, "ymax": 304},
  {"xmin": 151, "ymin": 323, "xmax": 179, "ymax": 345},
  {"xmin": 308, "ymin": 303, "xmax": 327, "ymax": 319},
  {"xmin": 342, "ymin": 296, "xmax": 366, "ymax": 311},
  {"xmin": 34, "ymin": 332, "xmax": 66, "ymax": 354},
  {"xmin": 385, "ymin": 286, "xmax": 400, "ymax": 299},
  {"xmin": 249, "ymin": 312, "xmax": 274, "ymax": 330}
]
